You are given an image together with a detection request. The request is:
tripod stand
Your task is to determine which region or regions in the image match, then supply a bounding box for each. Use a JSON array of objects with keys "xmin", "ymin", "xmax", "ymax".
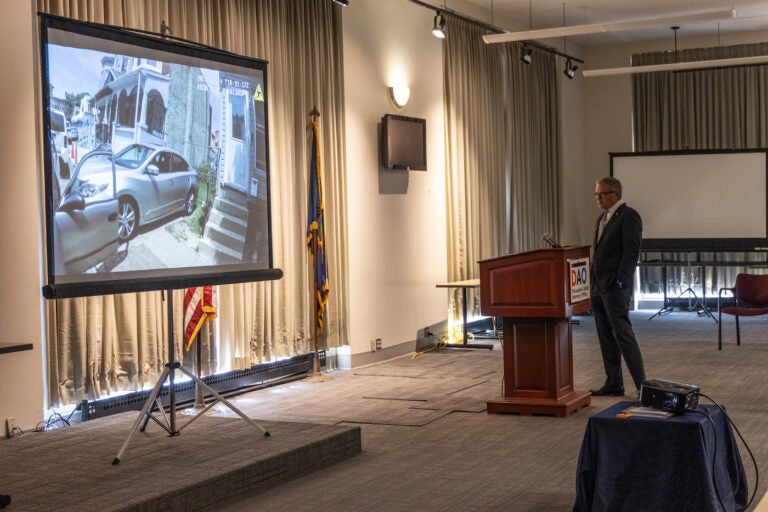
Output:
[
  {"xmin": 649, "ymin": 255, "xmax": 716, "ymax": 322},
  {"xmin": 676, "ymin": 255, "xmax": 716, "ymax": 321},
  {"xmin": 112, "ymin": 289, "xmax": 270, "ymax": 465}
]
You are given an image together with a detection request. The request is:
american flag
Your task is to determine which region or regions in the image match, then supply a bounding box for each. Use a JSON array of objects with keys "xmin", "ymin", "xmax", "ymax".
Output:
[{"xmin": 183, "ymin": 286, "xmax": 217, "ymax": 350}]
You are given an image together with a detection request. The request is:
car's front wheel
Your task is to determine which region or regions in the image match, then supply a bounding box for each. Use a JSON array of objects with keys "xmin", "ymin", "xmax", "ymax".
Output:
[
  {"xmin": 117, "ymin": 198, "xmax": 138, "ymax": 242},
  {"xmin": 184, "ymin": 190, "xmax": 197, "ymax": 216}
]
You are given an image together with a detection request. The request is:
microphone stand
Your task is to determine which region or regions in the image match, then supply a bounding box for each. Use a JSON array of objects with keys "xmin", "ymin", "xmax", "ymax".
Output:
[{"xmin": 541, "ymin": 233, "xmax": 561, "ymax": 248}]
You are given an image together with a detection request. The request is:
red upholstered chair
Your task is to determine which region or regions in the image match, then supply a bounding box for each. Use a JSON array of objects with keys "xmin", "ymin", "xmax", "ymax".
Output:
[{"xmin": 717, "ymin": 273, "xmax": 768, "ymax": 350}]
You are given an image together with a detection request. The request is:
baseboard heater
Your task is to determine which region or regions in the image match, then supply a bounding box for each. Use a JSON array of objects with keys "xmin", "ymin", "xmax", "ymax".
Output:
[{"xmin": 79, "ymin": 351, "xmax": 324, "ymax": 422}]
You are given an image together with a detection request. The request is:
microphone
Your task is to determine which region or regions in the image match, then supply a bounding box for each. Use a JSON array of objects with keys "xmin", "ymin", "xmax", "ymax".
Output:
[{"xmin": 541, "ymin": 233, "xmax": 561, "ymax": 248}]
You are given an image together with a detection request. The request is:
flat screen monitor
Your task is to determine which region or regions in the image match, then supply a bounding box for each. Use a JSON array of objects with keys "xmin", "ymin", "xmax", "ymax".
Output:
[
  {"xmin": 38, "ymin": 14, "xmax": 281, "ymax": 299},
  {"xmin": 611, "ymin": 149, "xmax": 768, "ymax": 252},
  {"xmin": 381, "ymin": 114, "xmax": 427, "ymax": 170}
]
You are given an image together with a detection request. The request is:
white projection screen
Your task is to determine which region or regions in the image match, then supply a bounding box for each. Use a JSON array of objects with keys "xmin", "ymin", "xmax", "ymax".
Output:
[{"xmin": 611, "ymin": 150, "xmax": 768, "ymax": 251}]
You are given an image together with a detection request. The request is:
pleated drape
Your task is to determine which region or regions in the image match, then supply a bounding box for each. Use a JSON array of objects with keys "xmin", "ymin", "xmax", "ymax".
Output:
[
  {"xmin": 442, "ymin": 16, "xmax": 559, "ymax": 330},
  {"xmin": 38, "ymin": 0, "xmax": 349, "ymax": 406},
  {"xmin": 633, "ymin": 43, "xmax": 768, "ymax": 152}
]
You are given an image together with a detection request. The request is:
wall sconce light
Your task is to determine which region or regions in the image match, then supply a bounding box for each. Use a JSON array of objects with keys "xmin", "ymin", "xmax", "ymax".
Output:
[
  {"xmin": 432, "ymin": 12, "xmax": 446, "ymax": 39},
  {"xmin": 563, "ymin": 58, "xmax": 578, "ymax": 79},
  {"xmin": 388, "ymin": 86, "xmax": 411, "ymax": 110}
]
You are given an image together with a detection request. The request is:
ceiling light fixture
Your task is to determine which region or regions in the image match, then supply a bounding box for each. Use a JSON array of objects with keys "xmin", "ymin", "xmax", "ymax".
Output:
[
  {"xmin": 583, "ymin": 54, "xmax": 768, "ymax": 77},
  {"xmin": 520, "ymin": 45, "xmax": 533, "ymax": 65},
  {"xmin": 482, "ymin": 8, "xmax": 736, "ymax": 44},
  {"xmin": 331, "ymin": 0, "xmax": 350, "ymax": 6},
  {"xmin": 432, "ymin": 12, "xmax": 446, "ymax": 39},
  {"xmin": 405, "ymin": 0, "xmax": 582, "ymax": 66},
  {"xmin": 559, "ymin": 3, "xmax": 577, "ymax": 79},
  {"xmin": 563, "ymin": 58, "xmax": 578, "ymax": 79}
]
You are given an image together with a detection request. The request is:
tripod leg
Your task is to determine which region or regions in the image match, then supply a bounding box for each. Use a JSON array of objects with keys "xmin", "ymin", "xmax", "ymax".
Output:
[
  {"xmin": 176, "ymin": 366, "xmax": 270, "ymax": 436},
  {"xmin": 140, "ymin": 397, "xmax": 160, "ymax": 432},
  {"xmin": 141, "ymin": 397, "xmax": 175, "ymax": 433},
  {"xmin": 113, "ymin": 366, "xmax": 171, "ymax": 465}
]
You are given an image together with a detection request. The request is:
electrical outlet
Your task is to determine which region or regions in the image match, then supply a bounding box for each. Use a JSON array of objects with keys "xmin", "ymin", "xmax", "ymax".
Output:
[
  {"xmin": 370, "ymin": 338, "xmax": 376, "ymax": 352},
  {"xmin": 5, "ymin": 417, "xmax": 17, "ymax": 438},
  {"xmin": 375, "ymin": 338, "xmax": 382, "ymax": 350}
]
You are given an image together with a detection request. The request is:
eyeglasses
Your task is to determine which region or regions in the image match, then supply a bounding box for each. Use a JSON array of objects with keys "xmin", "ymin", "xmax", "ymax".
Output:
[{"xmin": 593, "ymin": 191, "xmax": 616, "ymax": 198}]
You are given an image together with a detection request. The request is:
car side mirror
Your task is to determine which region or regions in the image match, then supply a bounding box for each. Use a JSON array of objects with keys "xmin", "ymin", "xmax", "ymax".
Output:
[
  {"xmin": 145, "ymin": 164, "xmax": 160, "ymax": 175},
  {"xmin": 59, "ymin": 191, "xmax": 86, "ymax": 212}
]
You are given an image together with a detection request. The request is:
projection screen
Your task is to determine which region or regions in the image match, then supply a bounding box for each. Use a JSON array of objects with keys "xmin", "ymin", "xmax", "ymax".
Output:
[
  {"xmin": 611, "ymin": 149, "xmax": 768, "ymax": 251},
  {"xmin": 39, "ymin": 14, "xmax": 281, "ymax": 299}
]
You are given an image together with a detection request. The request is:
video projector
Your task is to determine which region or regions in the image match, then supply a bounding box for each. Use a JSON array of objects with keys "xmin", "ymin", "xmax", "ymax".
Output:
[{"xmin": 639, "ymin": 379, "xmax": 700, "ymax": 414}]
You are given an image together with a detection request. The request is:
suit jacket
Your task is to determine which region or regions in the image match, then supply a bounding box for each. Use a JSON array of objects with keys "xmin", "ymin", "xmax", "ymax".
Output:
[{"xmin": 591, "ymin": 203, "xmax": 642, "ymax": 294}]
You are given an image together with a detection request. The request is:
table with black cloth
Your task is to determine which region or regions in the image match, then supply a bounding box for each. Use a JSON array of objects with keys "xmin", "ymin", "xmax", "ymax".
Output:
[{"xmin": 574, "ymin": 401, "xmax": 747, "ymax": 512}]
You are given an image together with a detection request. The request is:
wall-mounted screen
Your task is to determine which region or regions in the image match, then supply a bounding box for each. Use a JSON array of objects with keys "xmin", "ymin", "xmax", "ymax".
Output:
[
  {"xmin": 380, "ymin": 114, "xmax": 426, "ymax": 170},
  {"xmin": 611, "ymin": 149, "xmax": 768, "ymax": 251},
  {"xmin": 39, "ymin": 14, "xmax": 281, "ymax": 299}
]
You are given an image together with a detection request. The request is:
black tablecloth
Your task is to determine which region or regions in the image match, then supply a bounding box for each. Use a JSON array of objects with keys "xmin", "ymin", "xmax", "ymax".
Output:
[{"xmin": 574, "ymin": 401, "xmax": 747, "ymax": 512}]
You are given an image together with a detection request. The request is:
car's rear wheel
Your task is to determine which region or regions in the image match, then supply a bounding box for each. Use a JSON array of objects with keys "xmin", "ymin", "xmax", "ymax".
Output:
[
  {"xmin": 117, "ymin": 198, "xmax": 138, "ymax": 242},
  {"xmin": 184, "ymin": 190, "xmax": 197, "ymax": 216}
]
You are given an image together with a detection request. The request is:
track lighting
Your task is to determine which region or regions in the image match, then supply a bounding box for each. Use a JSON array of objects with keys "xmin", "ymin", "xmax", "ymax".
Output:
[
  {"xmin": 583, "ymin": 55, "xmax": 768, "ymax": 77},
  {"xmin": 582, "ymin": 23, "xmax": 768, "ymax": 77},
  {"xmin": 563, "ymin": 58, "xmax": 578, "ymax": 79},
  {"xmin": 432, "ymin": 12, "xmax": 446, "ymax": 39},
  {"xmin": 483, "ymin": 8, "xmax": 736, "ymax": 44},
  {"xmin": 520, "ymin": 45, "xmax": 533, "ymax": 65}
]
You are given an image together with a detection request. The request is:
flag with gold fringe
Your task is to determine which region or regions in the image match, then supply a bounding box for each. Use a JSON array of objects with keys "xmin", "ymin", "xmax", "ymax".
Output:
[
  {"xmin": 183, "ymin": 286, "xmax": 217, "ymax": 350},
  {"xmin": 306, "ymin": 120, "xmax": 330, "ymax": 334}
]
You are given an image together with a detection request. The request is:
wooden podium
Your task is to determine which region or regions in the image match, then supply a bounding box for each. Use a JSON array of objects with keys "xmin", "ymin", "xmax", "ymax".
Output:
[{"xmin": 479, "ymin": 246, "xmax": 592, "ymax": 417}]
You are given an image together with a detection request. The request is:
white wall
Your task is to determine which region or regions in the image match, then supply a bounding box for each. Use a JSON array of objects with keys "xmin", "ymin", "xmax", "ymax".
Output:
[
  {"xmin": 0, "ymin": 0, "xmax": 45, "ymax": 433},
  {"xmin": 342, "ymin": 0, "xmax": 448, "ymax": 356}
]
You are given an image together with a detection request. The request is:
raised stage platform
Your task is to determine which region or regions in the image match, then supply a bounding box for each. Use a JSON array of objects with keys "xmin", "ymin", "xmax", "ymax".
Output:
[{"xmin": 0, "ymin": 410, "xmax": 361, "ymax": 511}]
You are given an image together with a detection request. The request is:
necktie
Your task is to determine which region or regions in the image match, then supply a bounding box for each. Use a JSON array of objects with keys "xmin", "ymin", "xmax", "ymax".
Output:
[{"xmin": 598, "ymin": 212, "xmax": 608, "ymax": 240}]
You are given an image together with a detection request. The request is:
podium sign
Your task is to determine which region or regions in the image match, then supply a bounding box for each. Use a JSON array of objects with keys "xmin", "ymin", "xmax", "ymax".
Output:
[
  {"xmin": 570, "ymin": 257, "xmax": 590, "ymax": 303},
  {"xmin": 479, "ymin": 246, "xmax": 592, "ymax": 417}
]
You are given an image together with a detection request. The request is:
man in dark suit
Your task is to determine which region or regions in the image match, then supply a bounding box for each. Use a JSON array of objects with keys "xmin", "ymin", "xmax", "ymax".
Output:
[{"xmin": 590, "ymin": 177, "xmax": 646, "ymax": 397}]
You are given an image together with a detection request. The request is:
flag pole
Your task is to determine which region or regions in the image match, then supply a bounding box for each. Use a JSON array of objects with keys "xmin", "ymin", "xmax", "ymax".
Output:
[
  {"xmin": 306, "ymin": 106, "xmax": 332, "ymax": 382},
  {"xmin": 311, "ymin": 219, "xmax": 325, "ymax": 378},
  {"xmin": 194, "ymin": 327, "xmax": 205, "ymax": 409}
]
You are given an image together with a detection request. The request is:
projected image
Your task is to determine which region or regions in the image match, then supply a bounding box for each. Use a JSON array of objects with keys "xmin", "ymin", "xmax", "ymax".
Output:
[{"xmin": 40, "ymin": 15, "xmax": 276, "ymax": 297}]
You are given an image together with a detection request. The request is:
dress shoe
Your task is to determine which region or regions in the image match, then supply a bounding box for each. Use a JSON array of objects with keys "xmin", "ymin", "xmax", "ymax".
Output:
[{"xmin": 590, "ymin": 386, "xmax": 625, "ymax": 397}]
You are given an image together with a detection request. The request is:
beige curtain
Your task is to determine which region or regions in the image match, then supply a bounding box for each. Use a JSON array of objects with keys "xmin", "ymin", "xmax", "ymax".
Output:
[
  {"xmin": 633, "ymin": 43, "xmax": 768, "ymax": 152},
  {"xmin": 507, "ymin": 43, "xmax": 560, "ymax": 253},
  {"xmin": 632, "ymin": 43, "xmax": 768, "ymax": 296},
  {"xmin": 442, "ymin": 15, "xmax": 559, "ymax": 326},
  {"xmin": 39, "ymin": 0, "xmax": 349, "ymax": 406}
]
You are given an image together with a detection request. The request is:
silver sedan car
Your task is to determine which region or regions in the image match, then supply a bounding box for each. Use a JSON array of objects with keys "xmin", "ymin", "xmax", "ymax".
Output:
[
  {"xmin": 58, "ymin": 144, "xmax": 199, "ymax": 252},
  {"xmin": 110, "ymin": 144, "xmax": 199, "ymax": 241}
]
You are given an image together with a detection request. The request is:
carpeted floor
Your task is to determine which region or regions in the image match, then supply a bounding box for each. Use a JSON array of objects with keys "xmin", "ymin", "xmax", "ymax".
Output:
[
  {"xmin": 205, "ymin": 310, "xmax": 768, "ymax": 511},
  {"xmin": 2, "ymin": 309, "xmax": 767, "ymax": 511},
  {"xmin": 0, "ymin": 412, "xmax": 361, "ymax": 511}
]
